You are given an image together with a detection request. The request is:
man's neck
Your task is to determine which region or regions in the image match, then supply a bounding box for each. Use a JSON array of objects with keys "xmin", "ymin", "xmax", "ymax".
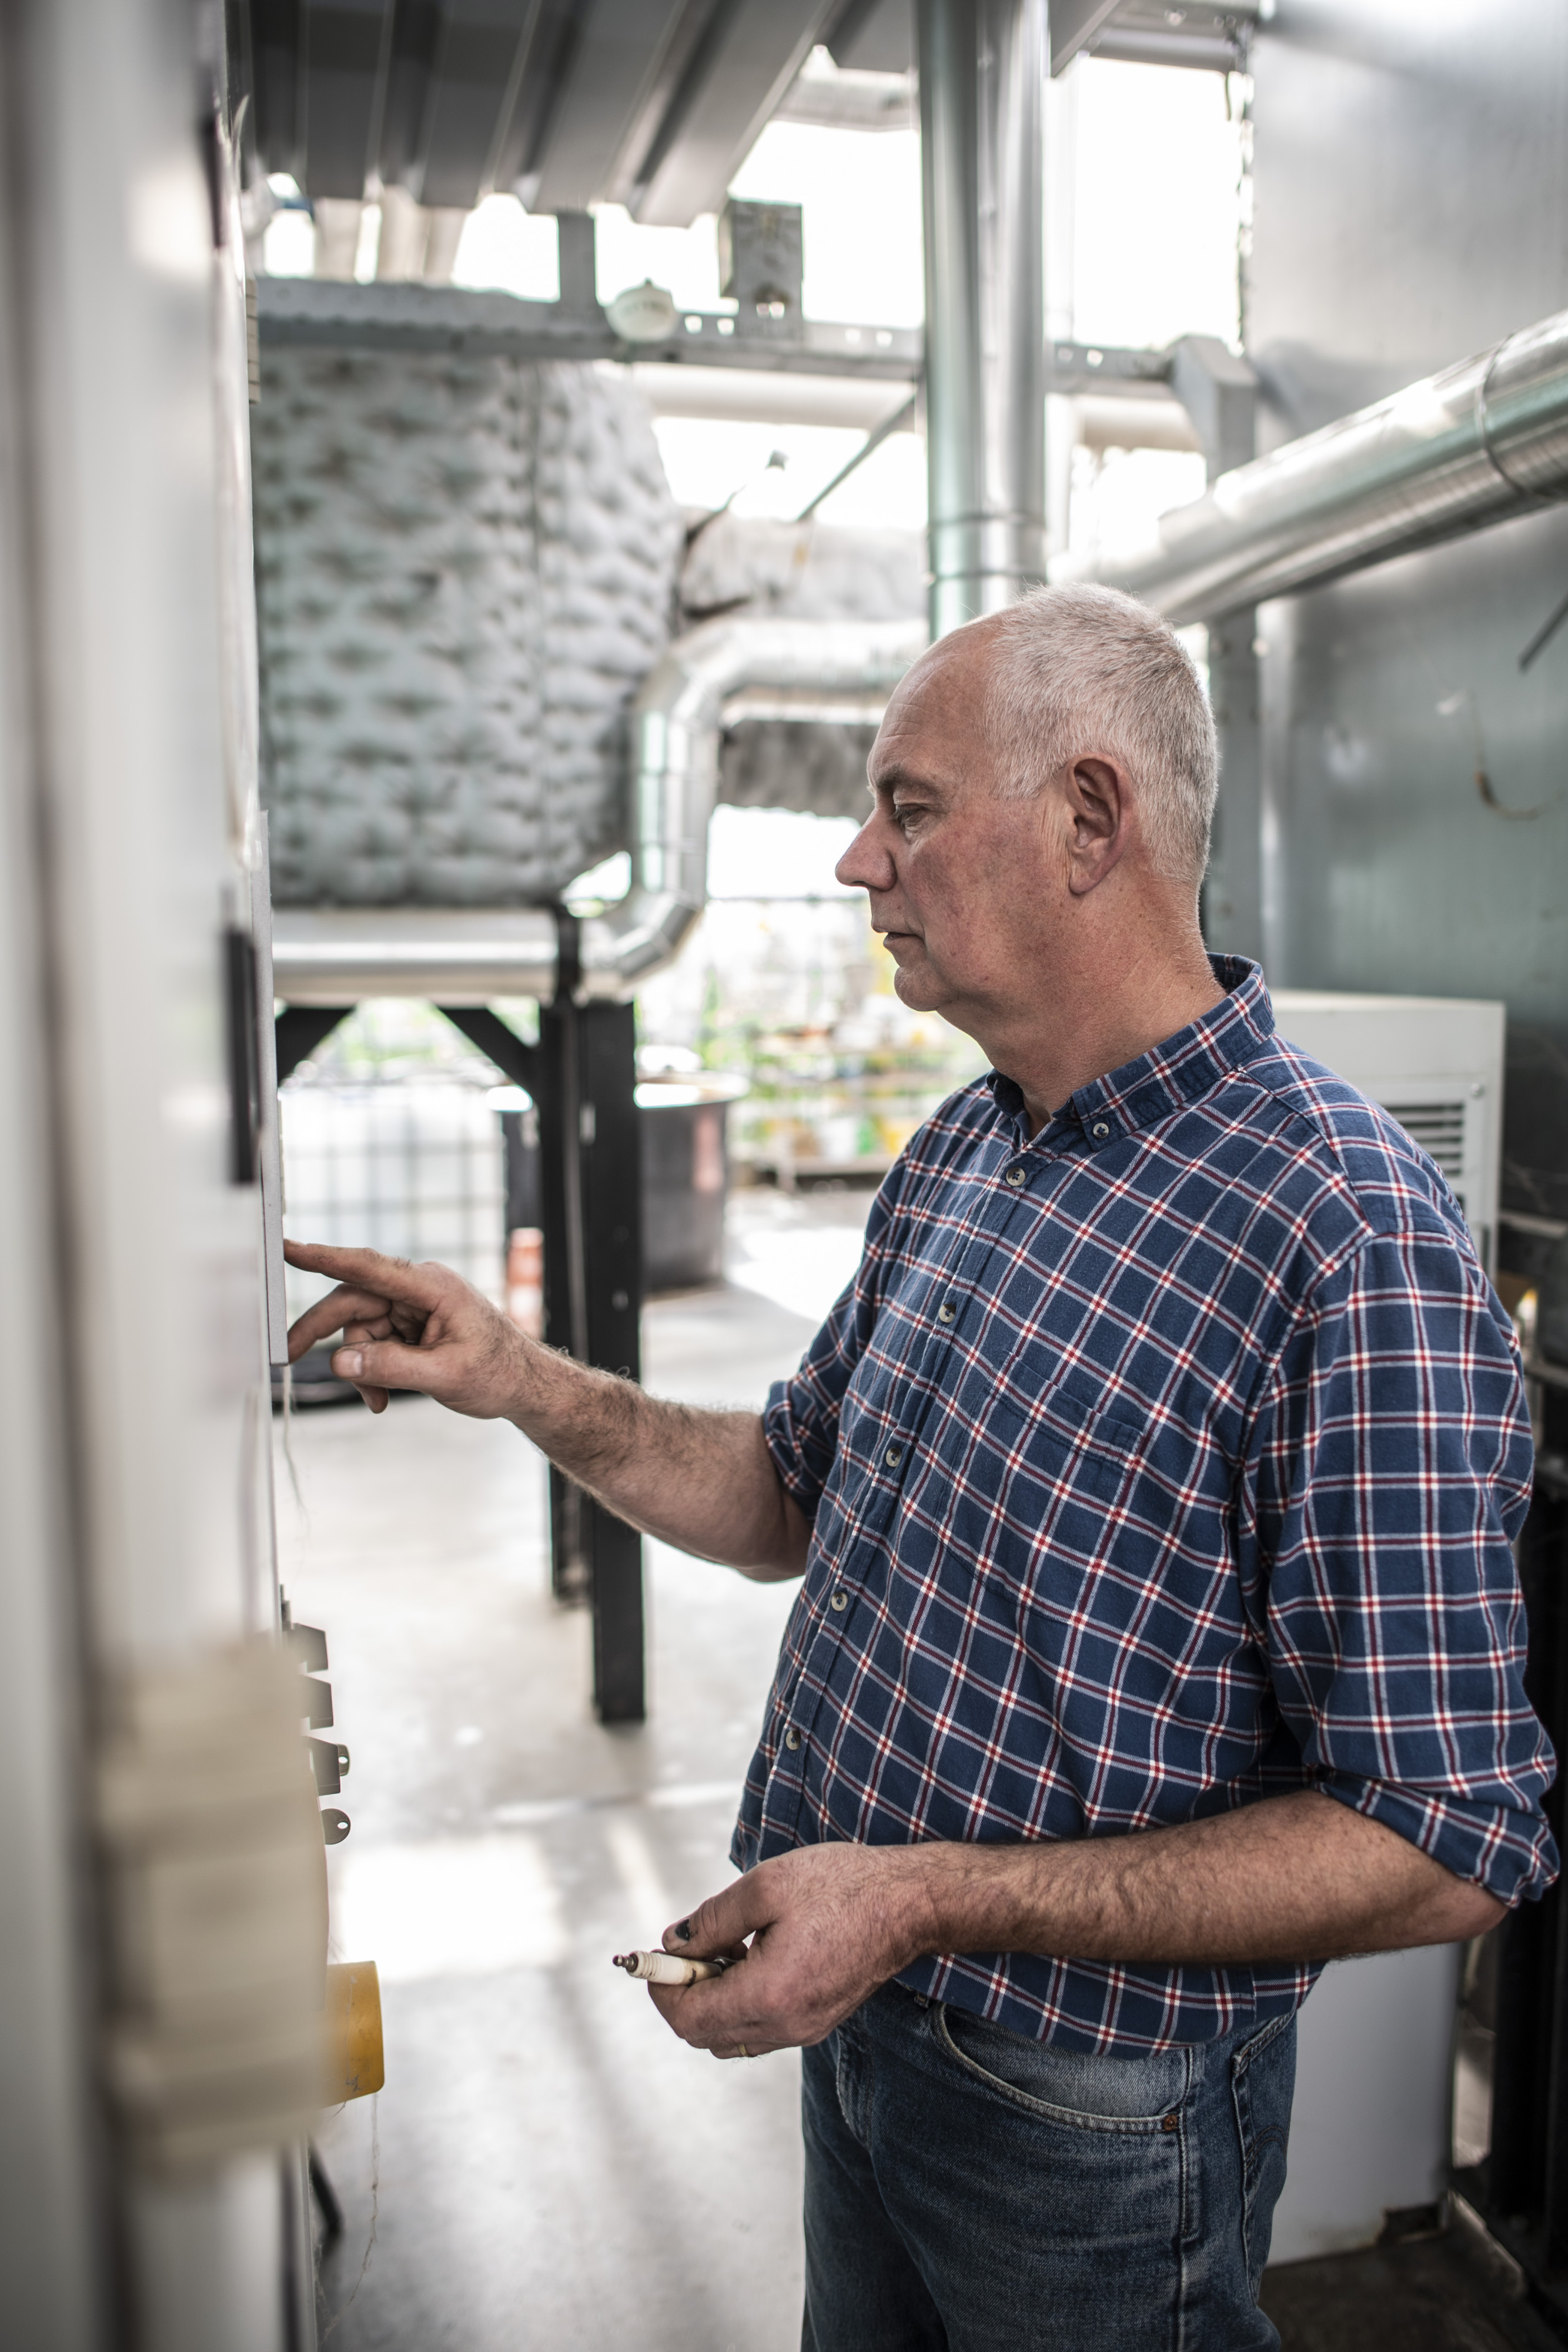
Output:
[{"xmin": 987, "ymin": 938, "xmax": 1226, "ymax": 1137}]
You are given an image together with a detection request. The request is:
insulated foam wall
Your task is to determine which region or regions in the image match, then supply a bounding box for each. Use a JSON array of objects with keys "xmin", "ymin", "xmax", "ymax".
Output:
[{"xmin": 253, "ymin": 349, "xmax": 683, "ymax": 905}]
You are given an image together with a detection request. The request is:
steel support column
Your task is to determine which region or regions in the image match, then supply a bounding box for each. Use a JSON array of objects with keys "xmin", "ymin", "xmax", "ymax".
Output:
[
  {"xmin": 1203, "ymin": 613, "xmax": 1263, "ymax": 965},
  {"xmin": 1166, "ymin": 336, "xmax": 1263, "ymax": 965},
  {"xmin": 578, "ymin": 1003, "xmax": 645, "ymax": 1723},
  {"xmin": 537, "ymin": 986, "xmax": 645, "ymax": 1724},
  {"xmin": 916, "ymin": 0, "xmax": 1049, "ymax": 639}
]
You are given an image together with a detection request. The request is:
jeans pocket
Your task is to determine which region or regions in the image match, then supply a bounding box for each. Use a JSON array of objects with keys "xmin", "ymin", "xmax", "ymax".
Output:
[
  {"xmin": 934, "ymin": 2002, "xmax": 1188, "ymax": 2132},
  {"xmin": 1231, "ymin": 2013, "xmax": 1297, "ymax": 2298}
]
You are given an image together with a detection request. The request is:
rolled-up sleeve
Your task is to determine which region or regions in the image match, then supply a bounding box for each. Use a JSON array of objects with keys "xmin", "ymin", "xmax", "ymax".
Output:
[{"xmin": 1247, "ymin": 1220, "xmax": 1556, "ymax": 1907}]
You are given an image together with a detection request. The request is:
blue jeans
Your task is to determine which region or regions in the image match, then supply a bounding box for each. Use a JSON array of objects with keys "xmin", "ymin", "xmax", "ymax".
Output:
[{"xmin": 801, "ymin": 1983, "xmax": 1295, "ymax": 2351}]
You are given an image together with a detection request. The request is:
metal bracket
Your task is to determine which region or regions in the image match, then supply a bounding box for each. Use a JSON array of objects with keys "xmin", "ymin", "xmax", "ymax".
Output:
[
  {"xmin": 435, "ymin": 1005, "xmax": 540, "ymax": 1097},
  {"xmin": 1166, "ymin": 334, "xmax": 1259, "ymax": 483},
  {"xmin": 1051, "ymin": 0, "xmax": 1258, "ymax": 75},
  {"xmin": 274, "ymin": 1004, "xmax": 352, "ymax": 1087},
  {"xmin": 1045, "ymin": 339, "xmax": 1175, "ymax": 401}
]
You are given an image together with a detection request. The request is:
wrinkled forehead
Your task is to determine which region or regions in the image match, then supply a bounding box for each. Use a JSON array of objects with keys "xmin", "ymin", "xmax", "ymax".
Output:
[{"xmin": 868, "ymin": 629, "xmax": 998, "ymax": 790}]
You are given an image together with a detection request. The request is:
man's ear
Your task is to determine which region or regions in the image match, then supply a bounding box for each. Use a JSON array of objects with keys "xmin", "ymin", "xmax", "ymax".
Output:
[{"xmin": 1064, "ymin": 756, "xmax": 1129, "ymax": 897}]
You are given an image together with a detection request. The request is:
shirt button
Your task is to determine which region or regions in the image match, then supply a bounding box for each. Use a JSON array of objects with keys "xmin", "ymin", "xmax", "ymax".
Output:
[
  {"xmin": 1005, "ymin": 1166, "xmax": 1027, "ymax": 1187},
  {"xmin": 937, "ymin": 1302, "xmax": 956, "ymax": 1323},
  {"xmin": 1092, "ymin": 1121, "xmax": 1110, "ymax": 1139},
  {"xmin": 784, "ymin": 1728, "xmax": 801, "ymax": 1751},
  {"xmin": 884, "ymin": 1443, "xmax": 903, "ymax": 1467},
  {"xmin": 830, "ymin": 1589, "xmax": 848, "ymax": 1611}
]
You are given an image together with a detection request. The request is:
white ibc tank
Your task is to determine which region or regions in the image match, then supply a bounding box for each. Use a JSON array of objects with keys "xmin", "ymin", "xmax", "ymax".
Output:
[{"xmin": 279, "ymin": 1080, "xmax": 507, "ymax": 1321}]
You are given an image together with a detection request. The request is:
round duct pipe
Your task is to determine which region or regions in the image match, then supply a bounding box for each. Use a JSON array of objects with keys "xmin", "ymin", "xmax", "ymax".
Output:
[
  {"xmin": 917, "ymin": 0, "xmax": 1050, "ymax": 636},
  {"xmin": 579, "ymin": 614, "xmax": 927, "ymax": 998},
  {"xmin": 271, "ymin": 614, "xmax": 928, "ymax": 1006},
  {"xmin": 1066, "ymin": 308, "xmax": 1568, "ymax": 622}
]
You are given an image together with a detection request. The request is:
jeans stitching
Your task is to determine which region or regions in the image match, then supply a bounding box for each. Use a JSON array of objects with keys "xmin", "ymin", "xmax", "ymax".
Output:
[
  {"xmin": 835, "ymin": 2024, "xmax": 862, "ymax": 2147},
  {"xmin": 1178, "ymin": 2043, "xmax": 1198, "ymax": 2243},
  {"xmin": 1233, "ymin": 2010, "xmax": 1293, "ymax": 2187},
  {"xmin": 1174, "ymin": 2043, "xmax": 1196, "ymax": 2352},
  {"xmin": 1231, "ymin": 2014, "xmax": 1293, "ymax": 2297},
  {"xmin": 932, "ymin": 2003, "xmax": 1182, "ymax": 2134},
  {"xmin": 1233, "ymin": 2008, "xmax": 1293, "ymax": 2074}
]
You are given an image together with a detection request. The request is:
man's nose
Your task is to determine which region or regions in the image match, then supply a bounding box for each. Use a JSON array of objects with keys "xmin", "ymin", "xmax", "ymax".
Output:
[{"xmin": 836, "ymin": 815, "xmax": 897, "ymax": 893}]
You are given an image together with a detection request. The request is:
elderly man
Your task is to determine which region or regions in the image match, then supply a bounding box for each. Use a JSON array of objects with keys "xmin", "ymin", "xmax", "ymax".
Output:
[{"xmin": 287, "ymin": 584, "xmax": 1554, "ymax": 2351}]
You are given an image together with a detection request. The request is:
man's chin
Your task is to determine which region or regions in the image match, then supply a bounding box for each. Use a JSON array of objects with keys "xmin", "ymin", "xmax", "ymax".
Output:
[{"xmin": 890, "ymin": 960, "xmax": 945, "ymax": 1014}]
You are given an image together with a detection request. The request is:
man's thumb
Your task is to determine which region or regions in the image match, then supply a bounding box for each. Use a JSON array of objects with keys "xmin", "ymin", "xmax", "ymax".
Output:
[
  {"xmin": 332, "ymin": 1339, "xmax": 440, "ymax": 1394},
  {"xmin": 664, "ymin": 1882, "xmax": 757, "ymax": 1959}
]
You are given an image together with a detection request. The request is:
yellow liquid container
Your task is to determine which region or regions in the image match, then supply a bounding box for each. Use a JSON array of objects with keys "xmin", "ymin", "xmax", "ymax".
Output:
[{"xmin": 323, "ymin": 1960, "xmax": 384, "ymax": 2101}]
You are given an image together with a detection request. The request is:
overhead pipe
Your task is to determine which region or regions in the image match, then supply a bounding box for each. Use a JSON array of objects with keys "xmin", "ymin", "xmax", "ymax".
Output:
[
  {"xmin": 1065, "ymin": 308, "xmax": 1568, "ymax": 622},
  {"xmin": 270, "ymin": 616, "xmax": 927, "ymax": 1006},
  {"xmin": 577, "ymin": 616, "xmax": 927, "ymax": 997},
  {"xmin": 917, "ymin": 0, "xmax": 1050, "ymax": 637}
]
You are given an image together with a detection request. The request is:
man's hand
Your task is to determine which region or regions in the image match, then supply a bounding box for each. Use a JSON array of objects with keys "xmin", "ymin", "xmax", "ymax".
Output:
[
  {"xmin": 644, "ymin": 1793, "xmax": 1506, "ymax": 2062},
  {"xmin": 285, "ymin": 1241, "xmax": 527, "ymax": 1417},
  {"xmin": 647, "ymin": 1846, "xmax": 931, "ymax": 2059},
  {"xmin": 283, "ymin": 1240, "xmax": 811, "ymax": 1578}
]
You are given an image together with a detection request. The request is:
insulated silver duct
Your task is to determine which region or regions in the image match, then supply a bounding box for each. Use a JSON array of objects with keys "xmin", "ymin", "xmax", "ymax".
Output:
[
  {"xmin": 917, "ymin": 0, "xmax": 1049, "ymax": 637},
  {"xmin": 579, "ymin": 616, "xmax": 927, "ymax": 997},
  {"xmin": 270, "ymin": 616, "xmax": 928, "ymax": 1005},
  {"xmin": 1069, "ymin": 308, "xmax": 1568, "ymax": 622}
]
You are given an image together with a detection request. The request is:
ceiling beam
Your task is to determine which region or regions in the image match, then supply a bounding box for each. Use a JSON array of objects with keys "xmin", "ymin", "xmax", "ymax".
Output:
[{"xmin": 633, "ymin": 0, "xmax": 840, "ymax": 227}]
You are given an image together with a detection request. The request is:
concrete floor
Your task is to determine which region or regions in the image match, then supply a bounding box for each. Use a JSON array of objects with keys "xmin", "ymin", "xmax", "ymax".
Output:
[
  {"xmin": 280, "ymin": 1185, "xmax": 1557, "ymax": 2352},
  {"xmin": 1258, "ymin": 2213, "xmax": 1565, "ymax": 2352},
  {"xmin": 280, "ymin": 1188, "xmax": 870, "ymax": 2351}
]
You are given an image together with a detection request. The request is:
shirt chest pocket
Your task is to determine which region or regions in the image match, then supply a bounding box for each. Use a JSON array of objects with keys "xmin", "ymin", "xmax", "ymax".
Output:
[{"xmin": 980, "ymin": 1363, "xmax": 1149, "ymax": 1510}]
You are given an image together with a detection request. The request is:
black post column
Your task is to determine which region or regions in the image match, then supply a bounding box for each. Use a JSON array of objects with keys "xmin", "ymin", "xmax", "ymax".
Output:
[
  {"xmin": 538, "ymin": 987, "xmax": 589, "ymax": 1606},
  {"xmin": 577, "ymin": 1002, "xmax": 645, "ymax": 1723},
  {"xmin": 1463, "ymin": 1381, "xmax": 1568, "ymax": 2302},
  {"xmin": 536, "ymin": 941, "xmax": 646, "ymax": 1722}
]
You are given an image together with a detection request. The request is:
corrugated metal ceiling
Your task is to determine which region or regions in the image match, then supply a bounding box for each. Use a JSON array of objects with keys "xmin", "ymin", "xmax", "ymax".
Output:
[{"xmin": 242, "ymin": 0, "xmax": 858, "ymax": 224}]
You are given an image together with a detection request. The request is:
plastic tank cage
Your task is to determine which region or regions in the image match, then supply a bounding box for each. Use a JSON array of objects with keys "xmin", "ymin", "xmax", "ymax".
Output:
[{"xmin": 280, "ymin": 1078, "xmax": 507, "ymax": 1327}]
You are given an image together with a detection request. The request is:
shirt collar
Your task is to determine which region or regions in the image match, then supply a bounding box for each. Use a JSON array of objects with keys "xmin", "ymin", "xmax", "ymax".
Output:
[{"xmin": 985, "ymin": 957, "xmax": 1274, "ymax": 1150}]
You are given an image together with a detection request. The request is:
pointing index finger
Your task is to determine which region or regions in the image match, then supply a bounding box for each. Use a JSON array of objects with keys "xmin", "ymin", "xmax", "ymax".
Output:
[{"xmin": 283, "ymin": 1241, "xmax": 449, "ymax": 1308}]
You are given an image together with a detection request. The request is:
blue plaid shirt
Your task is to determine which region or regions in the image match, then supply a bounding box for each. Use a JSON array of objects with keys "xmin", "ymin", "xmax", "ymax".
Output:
[{"xmin": 736, "ymin": 957, "xmax": 1556, "ymax": 2054}]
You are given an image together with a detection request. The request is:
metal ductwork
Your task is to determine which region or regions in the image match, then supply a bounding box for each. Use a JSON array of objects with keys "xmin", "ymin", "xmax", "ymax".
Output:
[
  {"xmin": 1067, "ymin": 308, "xmax": 1568, "ymax": 623},
  {"xmin": 917, "ymin": 0, "xmax": 1049, "ymax": 636},
  {"xmin": 578, "ymin": 616, "xmax": 925, "ymax": 995},
  {"xmin": 270, "ymin": 616, "xmax": 927, "ymax": 1006}
]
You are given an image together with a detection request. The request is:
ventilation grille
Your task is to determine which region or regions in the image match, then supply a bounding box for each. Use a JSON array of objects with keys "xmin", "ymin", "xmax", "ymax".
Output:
[{"xmin": 1385, "ymin": 1101, "xmax": 1467, "ymax": 1187}]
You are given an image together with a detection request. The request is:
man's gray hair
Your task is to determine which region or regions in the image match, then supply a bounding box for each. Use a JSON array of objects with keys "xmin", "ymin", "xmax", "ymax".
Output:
[{"xmin": 982, "ymin": 583, "xmax": 1218, "ymax": 885}]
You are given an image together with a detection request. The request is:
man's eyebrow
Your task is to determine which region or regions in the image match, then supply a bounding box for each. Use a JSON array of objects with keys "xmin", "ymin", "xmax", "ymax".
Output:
[{"xmin": 869, "ymin": 762, "xmax": 948, "ymax": 797}]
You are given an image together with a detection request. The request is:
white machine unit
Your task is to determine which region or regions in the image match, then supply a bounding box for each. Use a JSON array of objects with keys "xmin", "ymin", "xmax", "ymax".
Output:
[
  {"xmin": 1262, "ymin": 991, "xmax": 1506, "ymax": 2264},
  {"xmin": 1271, "ymin": 991, "xmax": 1505, "ymax": 1275}
]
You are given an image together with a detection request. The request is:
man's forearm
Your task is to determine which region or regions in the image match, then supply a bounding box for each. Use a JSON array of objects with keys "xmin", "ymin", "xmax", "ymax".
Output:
[
  {"xmin": 280, "ymin": 1242, "xmax": 810, "ymax": 1581},
  {"xmin": 505, "ymin": 1340, "xmax": 808, "ymax": 1580},
  {"xmin": 649, "ymin": 1699, "xmax": 1512, "ymax": 2076},
  {"xmin": 898, "ymin": 1787, "xmax": 1503, "ymax": 1970},
  {"xmin": 647, "ymin": 1787, "xmax": 1505, "ymax": 2061}
]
